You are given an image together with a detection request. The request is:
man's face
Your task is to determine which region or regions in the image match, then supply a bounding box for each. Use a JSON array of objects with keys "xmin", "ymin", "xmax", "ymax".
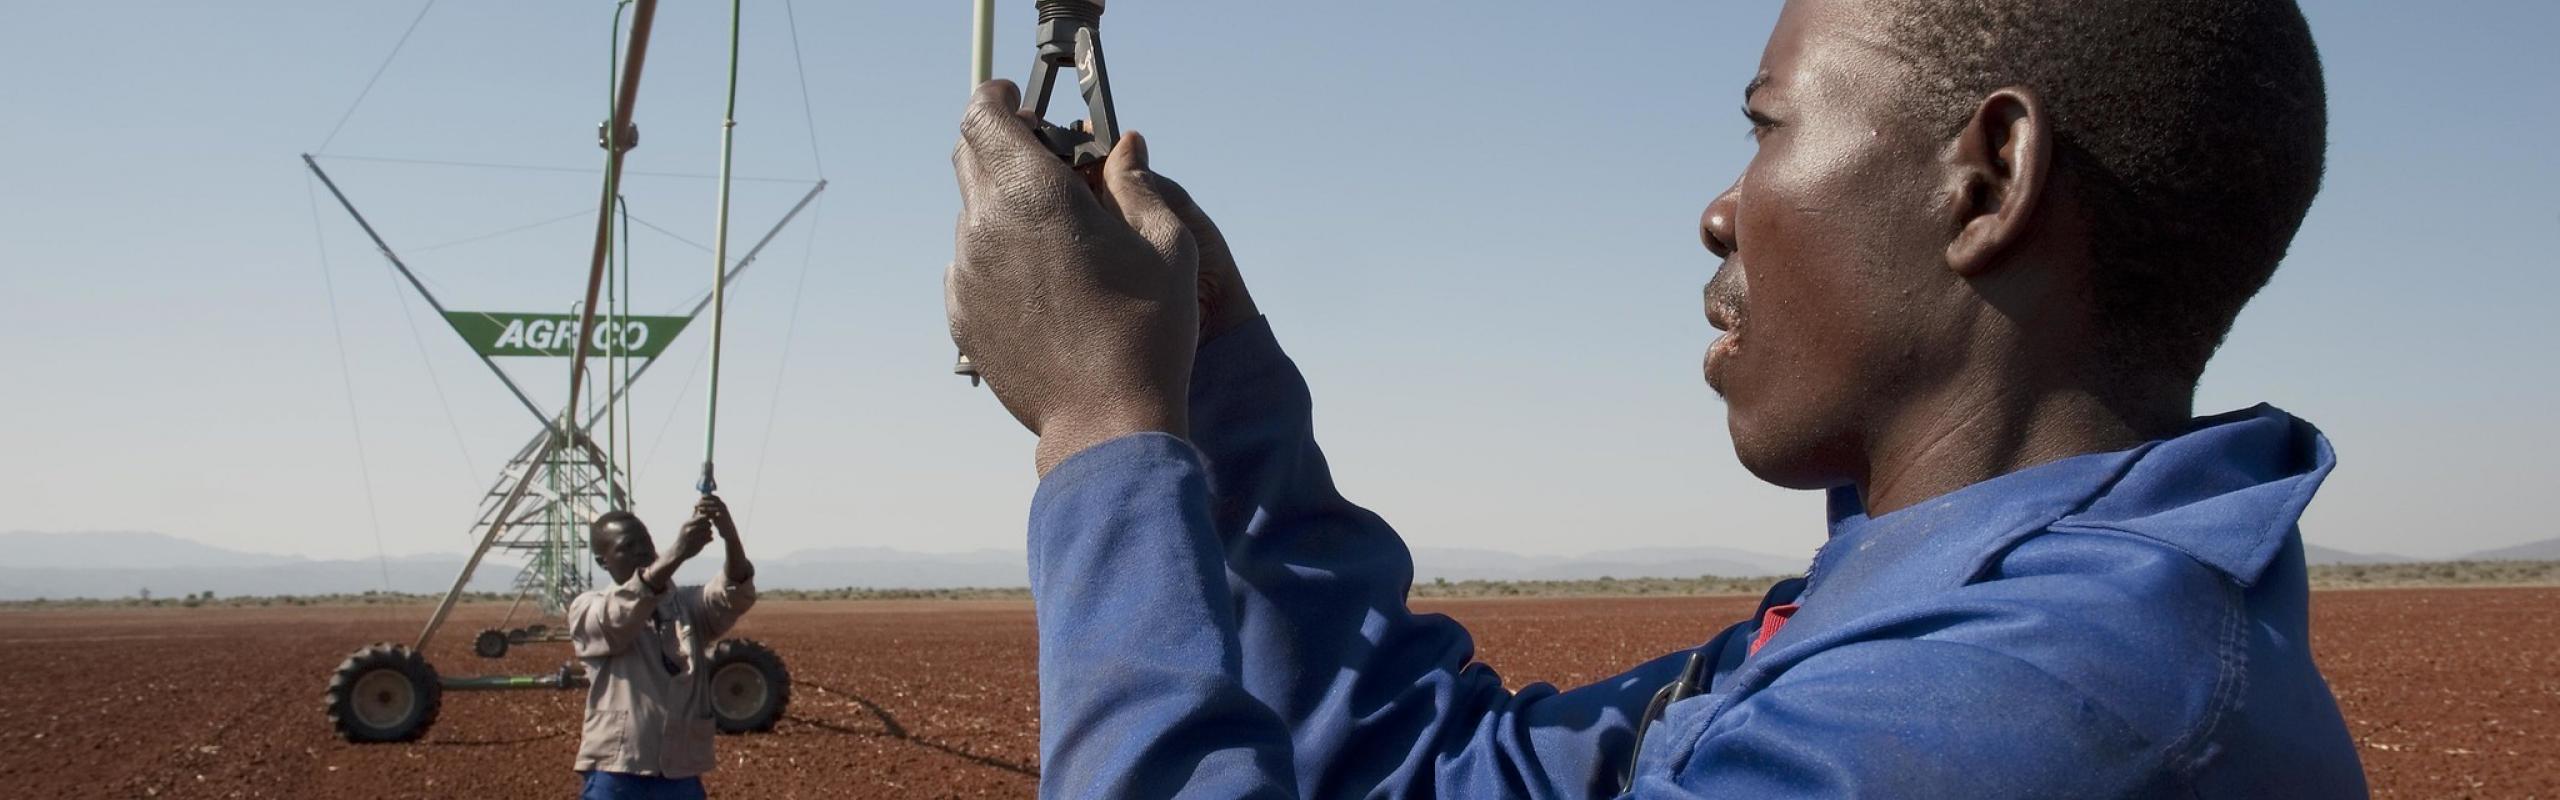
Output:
[
  {"xmin": 1702, "ymin": 0, "xmax": 1958, "ymax": 490},
  {"xmin": 590, "ymin": 519, "xmax": 657, "ymax": 582}
]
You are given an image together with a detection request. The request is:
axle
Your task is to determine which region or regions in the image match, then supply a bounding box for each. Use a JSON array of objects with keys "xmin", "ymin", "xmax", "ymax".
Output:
[{"xmin": 441, "ymin": 663, "xmax": 588, "ymax": 692}]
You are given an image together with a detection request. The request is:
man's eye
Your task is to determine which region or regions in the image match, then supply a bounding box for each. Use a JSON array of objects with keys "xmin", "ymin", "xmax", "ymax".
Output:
[{"xmin": 1741, "ymin": 106, "xmax": 1779, "ymax": 140}]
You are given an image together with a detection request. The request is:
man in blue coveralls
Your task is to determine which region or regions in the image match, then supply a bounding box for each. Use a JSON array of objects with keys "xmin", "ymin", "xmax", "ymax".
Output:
[{"xmin": 943, "ymin": 0, "xmax": 2364, "ymax": 795}]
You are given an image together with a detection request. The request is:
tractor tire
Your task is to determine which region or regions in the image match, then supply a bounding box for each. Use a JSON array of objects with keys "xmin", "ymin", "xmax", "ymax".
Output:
[
  {"xmin": 472, "ymin": 629, "xmax": 509, "ymax": 659},
  {"xmin": 325, "ymin": 643, "xmax": 441, "ymax": 743},
  {"xmin": 706, "ymin": 639, "xmax": 790, "ymax": 734}
]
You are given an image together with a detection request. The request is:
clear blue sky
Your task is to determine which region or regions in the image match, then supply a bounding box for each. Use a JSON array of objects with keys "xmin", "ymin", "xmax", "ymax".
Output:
[{"xmin": 2, "ymin": 1, "xmax": 2553, "ymax": 565}]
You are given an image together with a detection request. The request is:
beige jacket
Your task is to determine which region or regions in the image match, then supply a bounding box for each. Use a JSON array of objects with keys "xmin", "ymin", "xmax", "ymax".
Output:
[{"xmin": 568, "ymin": 572, "xmax": 755, "ymax": 778}]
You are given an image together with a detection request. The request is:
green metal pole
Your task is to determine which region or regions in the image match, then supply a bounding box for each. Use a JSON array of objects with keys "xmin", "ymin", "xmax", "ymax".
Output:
[
  {"xmin": 618, "ymin": 197, "xmax": 636, "ymax": 502},
  {"xmin": 699, "ymin": 0, "xmax": 744, "ymax": 495},
  {"xmin": 972, "ymin": 0, "xmax": 995, "ymax": 86},
  {"xmin": 952, "ymin": 0, "xmax": 997, "ymax": 381},
  {"xmin": 443, "ymin": 673, "xmax": 584, "ymax": 691},
  {"xmin": 609, "ymin": 3, "xmax": 635, "ymax": 505}
]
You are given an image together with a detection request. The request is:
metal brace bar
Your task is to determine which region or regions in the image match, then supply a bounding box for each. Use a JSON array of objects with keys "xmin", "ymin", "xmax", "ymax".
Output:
[{"xmin": 304, "ymin": 154, "xmax": 554, "ymax": 429}]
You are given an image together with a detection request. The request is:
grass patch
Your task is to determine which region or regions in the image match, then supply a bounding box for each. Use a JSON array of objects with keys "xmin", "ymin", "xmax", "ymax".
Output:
[
  {"xmin": 2307, "ymin": 560, "xmax": 2560, "ymax": 589},
  {"xmin": 763, "ymin": 587, "xmax": 1033, "ymax": 602},
  {"xmin": 1411, "ymin": 575, "xmax": 1789, "ymax": 599}
]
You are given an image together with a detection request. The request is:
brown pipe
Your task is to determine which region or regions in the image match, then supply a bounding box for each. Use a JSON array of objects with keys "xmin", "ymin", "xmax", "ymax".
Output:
[{"xmin": 564, "ymin": 0, "xmax": 660, "ymax": 436}]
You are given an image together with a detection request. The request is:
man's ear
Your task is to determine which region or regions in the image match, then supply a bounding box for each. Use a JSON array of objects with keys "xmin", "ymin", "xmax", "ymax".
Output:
[{"xmin": 1942, "ymin": 87, "xmax": 2051, "ymax": 278}]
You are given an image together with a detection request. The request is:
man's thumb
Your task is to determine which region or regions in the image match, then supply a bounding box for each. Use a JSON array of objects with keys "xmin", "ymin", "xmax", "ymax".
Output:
[{"xmin": 1104, "ymin": 132, "xmax": 1185, "ymax": 243}]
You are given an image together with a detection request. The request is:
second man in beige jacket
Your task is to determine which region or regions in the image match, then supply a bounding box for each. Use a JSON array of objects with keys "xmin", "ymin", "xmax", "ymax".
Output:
[{"xmin": 569, "ymin": 495, "xmax": 755, "ymax": 799}]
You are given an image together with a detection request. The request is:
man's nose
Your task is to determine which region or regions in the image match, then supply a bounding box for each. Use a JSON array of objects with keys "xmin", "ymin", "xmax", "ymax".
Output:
[{"xmin": 1700, "ymin": 181, "xmax": 1741, "ymax": 259}]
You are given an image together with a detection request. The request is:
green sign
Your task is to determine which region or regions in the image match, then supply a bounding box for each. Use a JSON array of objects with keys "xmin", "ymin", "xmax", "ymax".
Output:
[{"xmin": 443, "ymin": 311, "xmax": 692, "ymax": 358}]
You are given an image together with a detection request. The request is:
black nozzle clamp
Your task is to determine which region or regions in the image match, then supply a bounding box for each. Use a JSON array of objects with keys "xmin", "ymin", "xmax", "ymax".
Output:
[{"xmin": 1022, "ymin": 0, "xmax": 1117, "ymax": 169}]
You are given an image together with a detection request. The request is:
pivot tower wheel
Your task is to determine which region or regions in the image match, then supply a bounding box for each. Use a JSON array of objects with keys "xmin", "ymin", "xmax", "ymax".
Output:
[
  {"xmin": 706, "ymin": 639, "xmax": 790, "ymax": 734},
  {"xmin": 326, "ymin": 643, "xmax": 442, "ymax": 743},
  {"xmin": 472, "ymin": 628, "xmax": 510, "ymax": 659}
]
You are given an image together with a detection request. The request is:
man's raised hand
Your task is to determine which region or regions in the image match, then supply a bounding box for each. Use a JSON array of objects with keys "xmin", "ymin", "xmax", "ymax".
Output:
[
  {"xmin": 673, "ymin": 509, "xmax": 716, "ymax": 561},
  {"xmin": 696, "ymin": 495, "xmax": 738, "ymax": 541},
  {"xmin": 1152, "ymin": 175, "xmax": 1258, "ymax": 343},
  {"xmin": 946, "ymin": 79, "xmax": 1200, "ymax": 475}
]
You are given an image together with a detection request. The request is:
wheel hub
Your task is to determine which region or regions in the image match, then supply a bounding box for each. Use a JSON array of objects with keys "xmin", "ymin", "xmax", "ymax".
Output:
[
  {"xmin": 351, "ymin": 669, "xmax": 416, "ymax": 729},
  {"xmin": 710, "ymin": 662, "xmax": 767, "ymax": 721}
]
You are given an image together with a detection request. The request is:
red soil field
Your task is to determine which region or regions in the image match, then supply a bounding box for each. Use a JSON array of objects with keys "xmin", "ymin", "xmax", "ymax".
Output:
[{"xmin": 0, "ymin": 589, "xmax": 2549, "ymax": 798}]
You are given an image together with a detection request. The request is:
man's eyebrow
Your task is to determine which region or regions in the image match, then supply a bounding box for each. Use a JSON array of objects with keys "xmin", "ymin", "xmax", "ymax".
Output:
[{"xmin": 1743, "ymin": 73, "xmax": 1772, "ymax": 104}]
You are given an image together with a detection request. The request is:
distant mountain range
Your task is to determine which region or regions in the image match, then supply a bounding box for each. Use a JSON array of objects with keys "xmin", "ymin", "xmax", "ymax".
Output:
[
  {"xmin": 2300, "ymin": 538, "xmax": 2560, "ymax": 565},
  {"xmin": 2287, "ymin": 539, "xmax": 2560, "ymax": 566},
  {"xmin": 2302, "ymin": 544, "xmax": 2415, "ymax": 565},
  {"xmin": 1, "ymin": 530, "xmax": 2550, "ymax": 601},
  {"xmin": 0, "ymin": 531, "xmax": 519, "ymax": 600},
  {"xmin": 2461, "ymin": 536, "xmax": 2560, "ymax": 562},
  {"xmin": 13, "ymin": 530, "xmax": 306, "ymax": 570},
  {"xmin": 754, "ymin": 546, "xmax": 1028, "ymax": 591}
]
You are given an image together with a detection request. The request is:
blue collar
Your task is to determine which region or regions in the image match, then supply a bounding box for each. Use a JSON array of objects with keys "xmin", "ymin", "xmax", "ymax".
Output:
[{"xmin": 1806, "ymin": 405, "xmax": 2333, "ymax": 603}]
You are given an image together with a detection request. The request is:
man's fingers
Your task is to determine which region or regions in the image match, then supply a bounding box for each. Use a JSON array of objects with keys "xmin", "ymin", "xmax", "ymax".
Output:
[
  {"xmin": 1151, "ymin": 172, "xmax": 1209, "ymax": 232},
  {"xmin": 943, "ymin": 259, "xmax": 974, "ymax": 358},
  {"xmin": 957, "ymin": 80, "xmax": 1075, "ymax": 198},
  {"xmin": 959, "ymin": 80, "xmax": 1027, "ymax": 148},
  {"xmin": 1100, "ymin": 131, "xmax": 1177, "ymax": 235},
  {"xmin": 1101, "ymin": 132, "xmax": 1195, "ymax": 266},
  {"xmin": 1104, "ymin": 128, "xmax": 1150, "ymax": 182},
  {"xmin": 1155, "ymin": 171, "xmax": 1235, "ymax": 276}
]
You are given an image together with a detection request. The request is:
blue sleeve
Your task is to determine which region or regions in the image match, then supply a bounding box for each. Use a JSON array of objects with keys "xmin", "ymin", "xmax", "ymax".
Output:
[
  {"xmin": 1185, "ymin": 317, "xmax": 1691, "ymax": 798},
  {"xmin": 1026, "ymin": 317, "xmax": 1733, "ymax": 798},
  {"xmin": 1028, "ymin": 434, "xmax": 1299, "ymax": 798}
]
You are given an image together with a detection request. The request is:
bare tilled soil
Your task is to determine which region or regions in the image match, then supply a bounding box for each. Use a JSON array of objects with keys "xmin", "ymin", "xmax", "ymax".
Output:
[
  {"xmin": 2312, "ymin": 588, "xmax": 2559, "ymax": 798},
  {"xmin": 0, "ymin": 589, "xmax": 2549, "ymax": 798}
]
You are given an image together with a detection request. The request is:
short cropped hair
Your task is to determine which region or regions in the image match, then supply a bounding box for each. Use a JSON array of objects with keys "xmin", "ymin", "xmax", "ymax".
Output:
[
  {"xmin": 590, "ymin": 509, "xmax": 643, "ymax": 538},
  {"xmin": 1881, "ymin": 0, "xmax": 2328, "ymax": 384}
]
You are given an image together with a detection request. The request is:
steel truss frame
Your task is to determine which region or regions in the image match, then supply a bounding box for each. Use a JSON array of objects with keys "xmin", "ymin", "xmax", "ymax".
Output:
[{"xmin": 302, "ymin": 155, "xmax": 823, "ymax": 649}]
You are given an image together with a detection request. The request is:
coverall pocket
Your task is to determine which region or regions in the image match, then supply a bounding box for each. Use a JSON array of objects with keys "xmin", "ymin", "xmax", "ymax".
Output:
[{"xmin": 578, "ymin": 709, "xmax": 631, "ymax": 765}]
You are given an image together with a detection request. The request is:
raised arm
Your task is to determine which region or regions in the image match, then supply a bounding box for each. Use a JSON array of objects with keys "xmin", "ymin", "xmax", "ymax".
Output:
[
  {"xmin": 1029, "ymin": 434, "xmax": 1300, "ymax": 797},
  {"xmin": 1026, "ymin": 412, "xmax": 1715, "ymax": 798},
  {"xmin": 689, "ymin": 494, "xmax": 757, "ymax": 640},
  {"xmin": 574, "ymin": 509, "xmax": 714, "ymax": 658},
  {"xmin": 570, "ymin": 577, "xmax": 661, "ymax": 659},
  {"xmin": 1189, "ymin": 317, "xmax": 1695, "ymax": 797},
  {"xmin": 947, "ymin": 80, "xmax": 1712, "ymax": 797}
]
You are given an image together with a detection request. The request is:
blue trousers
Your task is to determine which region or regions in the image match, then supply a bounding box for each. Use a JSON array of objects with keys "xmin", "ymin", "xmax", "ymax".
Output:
[{"xmin": 580, "ymin": 771, "xmax": 706, "ymax": 800}]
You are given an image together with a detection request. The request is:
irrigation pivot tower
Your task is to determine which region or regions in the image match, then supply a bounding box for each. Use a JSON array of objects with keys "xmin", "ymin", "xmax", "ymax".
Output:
[
  {"xmin": 315, "ymin": 0, "xmax": 811, "ymax": 745},
  {"xmin": 301, "ymin": 155, "xmax": 824, "ymax": 625},
  {"xmin": 480, "ymin": 418, "xmax": 622, "ymax": 616}
]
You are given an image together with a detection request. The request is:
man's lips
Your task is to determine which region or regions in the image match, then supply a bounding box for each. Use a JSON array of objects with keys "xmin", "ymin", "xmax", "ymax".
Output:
[
  {"xmin": 1704, "ymin": 259, "xmax": 1745, "ymax": 332},
  {"xmin": 1705, "ymin": 261, "xmax": 1746, "ymax": 391},
  {"xmin": 1707, "ymin": 304, "xmax": 1742, "ymax": 365},
  {"xmin": 1705, "ymin": 331, "xmax": 1740, "ymax": 396}
]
